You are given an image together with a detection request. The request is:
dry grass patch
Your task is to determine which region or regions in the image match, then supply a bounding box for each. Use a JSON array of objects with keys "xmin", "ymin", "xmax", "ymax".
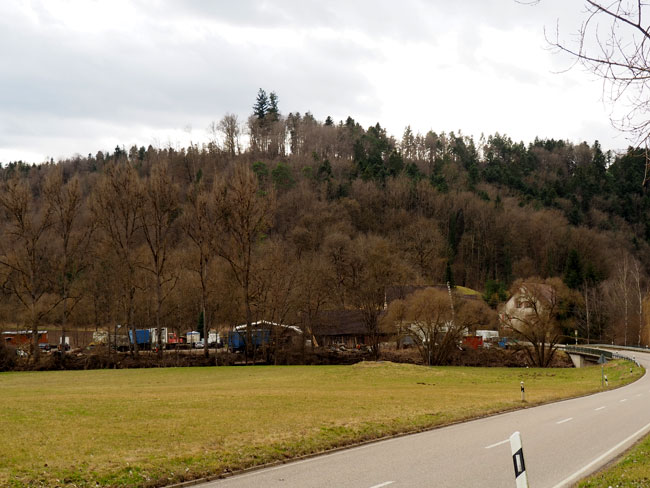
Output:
[{"xmin": 0, "ymin": 360, "xmax": 642, "ymax": 487}]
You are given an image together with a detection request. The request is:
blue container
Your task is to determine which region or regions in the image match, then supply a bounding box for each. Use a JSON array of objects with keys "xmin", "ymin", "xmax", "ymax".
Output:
[
  {"xmin": 228, "ymin": 329, "xmax": 271, "ymax": 351},
  {"xmin": 129, "ymin": 329, "xmax": 151, "ymax": 345}
]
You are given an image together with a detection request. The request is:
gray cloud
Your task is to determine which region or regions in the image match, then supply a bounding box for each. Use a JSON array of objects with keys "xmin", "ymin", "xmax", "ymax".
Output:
[{"xmin": 0, "ymin": 0, "xmax": 620, "ymax": 162}]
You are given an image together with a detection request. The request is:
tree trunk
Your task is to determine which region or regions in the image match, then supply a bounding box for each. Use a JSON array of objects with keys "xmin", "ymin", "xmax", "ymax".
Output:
[
  {"xmin": 129, "ymin": 285, "xmax": 138, "ymax": 357},
  {"xmin": 30, "ymin": 288, "xmax": 40, "ymax": 362},
  {"xmin": 202, "ymin": 256, "xmax": 209, "ymax": 360},
  {"xmin": 245, "ymin": 285, "xmax": 252, "ymax": 366},
  {"xmin": 61, "ymin": 293, "xmax": 67, "ymax": 353},
  {"xmin": 584, "ymin": 285, "xmax": 590, "ymax": 344},
  {"xmin": 156, "ymin": 271, "xmax": 163, "ymax": 360}
]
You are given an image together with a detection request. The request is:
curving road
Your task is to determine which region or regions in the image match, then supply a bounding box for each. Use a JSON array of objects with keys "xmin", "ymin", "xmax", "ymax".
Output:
[{"xmin": 199, "ymin": 350, "xmax": 650, "ymax": 488}]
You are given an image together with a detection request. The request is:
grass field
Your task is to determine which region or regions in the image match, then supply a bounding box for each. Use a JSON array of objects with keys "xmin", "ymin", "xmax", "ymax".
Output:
[
  {"xmin": 0, "ymin": 361, "xmax": 642, "ymax": 487},
  {"xmin": 578, "ymin": 432, "xmax": 650, "ymax": 487}
]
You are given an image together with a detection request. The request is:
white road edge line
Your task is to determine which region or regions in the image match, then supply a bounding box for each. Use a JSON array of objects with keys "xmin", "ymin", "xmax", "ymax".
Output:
[
  {"xmin": 368, "ymin": 482, "xmax": 394, "ymax": 488},
  {"xmin": 556, "ymin": 417, "xmax": 573, "ymax": 424},
  {"xmin": 485, "ymin": 439, "xmax": 509, "ymax": 449},
  {"xmin": 594, "ymin": 406, "xmax": 606, "ymax": 411},
  {"xmin": 550, "ymin": 420, "xmax": 650, "ymax": 488}
]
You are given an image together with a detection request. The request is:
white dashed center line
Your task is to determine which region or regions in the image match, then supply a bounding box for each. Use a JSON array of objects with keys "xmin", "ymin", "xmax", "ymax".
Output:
[
  {"xmin": 594, "ymin": 406, "xmax": 606, "ymax": 411},
  {"xmin": 368, "ymin": 482, "xmax": 394, "ymax": 488},
  {"xmin": 485, "ymin": 439, "xmax": 509, "ymax": 449},
  {"xmin": 620, "ymin": 399, "xmax": 628, "ymax": 403},
  {"xmin": 557, "ymin": 418, "xmax": 573, "ymax": 424}
]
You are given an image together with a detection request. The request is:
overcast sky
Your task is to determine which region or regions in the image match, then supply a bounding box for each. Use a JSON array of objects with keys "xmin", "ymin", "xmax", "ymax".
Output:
[{"xmin": 0, "ymin": 0, "xmax": 629, "ymax": 163}]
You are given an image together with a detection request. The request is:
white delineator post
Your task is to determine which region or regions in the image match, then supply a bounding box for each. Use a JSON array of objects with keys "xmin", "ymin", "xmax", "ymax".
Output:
[{"xmin": 509, "ymin": 431, "xmax": 530, "ymax": 488}]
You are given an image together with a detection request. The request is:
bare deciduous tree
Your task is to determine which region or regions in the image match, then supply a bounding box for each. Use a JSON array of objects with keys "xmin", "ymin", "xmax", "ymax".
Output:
[
  {"xmin": 383, "ymin": 287, "xmax": 495, "ymax": 365},
  {"xmin": 0, "ymin": 176, "xmax": 57, "ymax": 360},
  {"xmin": 345, "ymin": 235, "xmax": 410, "ymax": 360},
  {"xmin": 543, "ymin": 1, "xmax": 650, "ymax": 182},
  {"xmin": 218, "ymin": 113, "xmax": 241, "ymax": 157},
  {"xmin": 502, "ymin": 277, "xmax": 576, "ymax": 367},
  {"xmin": 615, "ymin": 252, "xmax": 631, "ymax": 345},
  {"xmin": 212, "ymin": 164, "xmax": 276, "ymax": 363},
  {"xmin": 398, "ymin": 215, "xmax": 444, "ymax": 280},
  {"xmin": 92, "ymin": 163, "xmax": 145, "ymax": 355},
  {"xmin": 44, "ymin": 169, "xmax": 94, "ymax": 352},
  {"xmin": 182, "ymin": 178, "xmax": 214, "ymax": 359},
  {"xmin": 631, "ymin": 257, "xmax": 646, "ymax": 346},
  {"xmin": 140, "ymin": 161, "xmax": 180, "ymax": 359},
  {"xmin": 252, "ymin": 240, "xmax": 298, "ymax": 364},
  {"xmin": 293, "ymin": 253, "xmax": 332, "ymax": 355},
  {"xmin": 383, "ymin": 288, "xmax": 457, "ymax": 365}
]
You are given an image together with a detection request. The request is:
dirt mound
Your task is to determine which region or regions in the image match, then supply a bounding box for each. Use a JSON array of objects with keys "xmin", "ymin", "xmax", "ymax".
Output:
[{"xmin": 380, "ymin": 346, "xmax": 574, "ymax": 368}]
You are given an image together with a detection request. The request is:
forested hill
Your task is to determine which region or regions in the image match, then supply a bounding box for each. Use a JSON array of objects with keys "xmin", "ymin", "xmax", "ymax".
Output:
[{"xmin": 1, "ymin": 105, "xmax": 649, "ymax": 344}]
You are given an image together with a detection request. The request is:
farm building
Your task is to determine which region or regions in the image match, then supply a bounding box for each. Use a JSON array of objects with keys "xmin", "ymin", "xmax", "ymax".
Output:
[
  {"xmin": 313, "ymin": 310, "xmax": 388, "ymax": 348},
  {"xmin": 2, "ymin": 330, "xmax": 49, "ymax": 346},
  {"xmin": 228, "ymin": 320, "xmax": 303, "ymax": 351}
]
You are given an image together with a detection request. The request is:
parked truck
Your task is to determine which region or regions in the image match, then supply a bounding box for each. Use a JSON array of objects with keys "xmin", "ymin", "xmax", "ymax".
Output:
[
  {"xmin": 91, "ymin": 330, "xmax": 129, "ymax": 351},
  {"xmin": 476, "ymin": 330, "xmax": 499, "ymax": 341},
  {"xmin": 186, "ymin": 331, "xmax": 201, "ymax": 345},
  {"xmin": 208, "ymin": 331, "xmax": 221, "ymax": 348},
  {"xmin": 149, "ymin": 327, "xmax": 167, "ymax": 345},
  {"xmin": 166, "ymin": 331, "xmax": 186, "ymax": 348},
  {"xmin": 147, "ymin": 328, "xmax": 188, "ymax": 349},
  {"xmin": 129, "ymin": 329, "xmax": 151, "ymax": 349},
  {"xmin": 461, "ymin": 335, "xmax": 484, "ymax": 350}
]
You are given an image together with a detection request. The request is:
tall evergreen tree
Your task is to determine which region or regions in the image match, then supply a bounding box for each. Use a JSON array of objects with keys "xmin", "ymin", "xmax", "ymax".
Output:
[
  {"xmin": 444, "ymin": 261, "xmax": 455, "ymax": 288},
  {"xmin": 253, "ymin": 88, "xmax": 269, "ymax": 119},
  {"xmin": 268, "ymin": 92, "xmax": 279, "ymax": 121},
  {"xmin": 563, "ymin": 249, "xmax": 584, "ymax": 289}
]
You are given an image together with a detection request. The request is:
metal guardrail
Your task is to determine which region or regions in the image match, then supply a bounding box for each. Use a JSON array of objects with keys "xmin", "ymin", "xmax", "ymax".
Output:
[
  {"xmin": 589, "ymin": 344, "xmax": 650, "ymax": 353},
  {"xmin": 559, "ymin": 345, "xmax": 640, "ymax": 367},
  {"xmin": 562, "ymin": 345, "xmax": 612, "ymax": 358}
]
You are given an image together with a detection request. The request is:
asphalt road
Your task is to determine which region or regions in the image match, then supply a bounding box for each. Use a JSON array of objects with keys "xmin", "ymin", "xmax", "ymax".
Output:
[{"xmin": 200, "ymin": 350, "xmax": 650, "ymax": 488}]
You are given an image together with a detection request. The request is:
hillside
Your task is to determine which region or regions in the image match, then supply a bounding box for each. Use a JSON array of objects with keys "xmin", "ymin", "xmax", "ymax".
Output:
[{"xmin": 1, "ymin": 112, "xmax": 649, "ymax": 347}]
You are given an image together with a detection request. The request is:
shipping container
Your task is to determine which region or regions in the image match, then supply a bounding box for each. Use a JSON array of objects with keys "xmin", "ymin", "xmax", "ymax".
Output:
[
  {"xmin": 129, "ymin": 329, "xmax": 151, "ymax": 347},
  {"xmin": 186, "ymin": 331, "xmax": 201, "ymax": 344}
]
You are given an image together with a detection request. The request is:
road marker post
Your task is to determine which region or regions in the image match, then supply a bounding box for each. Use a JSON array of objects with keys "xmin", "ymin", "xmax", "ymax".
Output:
[
  {"xmin": 520, "ymin": 381, "xmax": 525, "ymax": 402},
  {"xmin": 509, "ymin": 431, "xmax": 530, "ymax": 488},
  {"xmin": 604, "ymin": 374, "xmax": 608, "ymax": 387}
]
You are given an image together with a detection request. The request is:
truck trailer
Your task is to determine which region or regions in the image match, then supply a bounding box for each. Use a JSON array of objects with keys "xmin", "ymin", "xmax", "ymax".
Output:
[{"xmin": 129, "ymin": 329, "xmax": 151, "ymax": 349}]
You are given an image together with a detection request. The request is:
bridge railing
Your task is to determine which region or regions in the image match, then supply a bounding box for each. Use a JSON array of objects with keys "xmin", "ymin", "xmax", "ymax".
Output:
[{"xmin": 559, "ymin": 345, "xmax": 640, "ymax": 367}]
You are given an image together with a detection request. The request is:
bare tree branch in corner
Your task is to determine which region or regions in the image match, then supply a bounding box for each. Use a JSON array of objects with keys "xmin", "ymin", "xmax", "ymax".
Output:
[{"xmin": 542, "ymin": 1, "xmax": 650, "ymax": 185}]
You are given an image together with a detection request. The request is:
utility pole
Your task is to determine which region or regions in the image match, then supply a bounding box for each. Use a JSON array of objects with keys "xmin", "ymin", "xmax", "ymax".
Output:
[{"xmin": 446, "ymin": 281, "xmax": 455, "ymax": 324}]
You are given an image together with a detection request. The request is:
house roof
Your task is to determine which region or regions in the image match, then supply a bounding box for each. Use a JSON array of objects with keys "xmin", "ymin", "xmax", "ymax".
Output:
[
  {"xmin": 233, "ymin": 321, "xmax": 302, "ymax": 334},
  {"xmin": 2, "ymin": 331, "xmax": 48, "ymax": 335},
  {"xmin": 313, "ymin": 310, "xmax": 367, "ymax": 336}
]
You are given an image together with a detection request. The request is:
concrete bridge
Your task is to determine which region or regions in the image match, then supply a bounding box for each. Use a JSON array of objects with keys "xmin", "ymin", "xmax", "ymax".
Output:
[{"xmin": 559, "ymin": 344, "xmax": 640, "ymax": 368}]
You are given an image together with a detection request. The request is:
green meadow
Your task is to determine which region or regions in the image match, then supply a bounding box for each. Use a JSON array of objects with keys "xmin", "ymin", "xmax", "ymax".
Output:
[{"xmin": 0, "ymin": 361, "xmax": 642, "ymax": 487}]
